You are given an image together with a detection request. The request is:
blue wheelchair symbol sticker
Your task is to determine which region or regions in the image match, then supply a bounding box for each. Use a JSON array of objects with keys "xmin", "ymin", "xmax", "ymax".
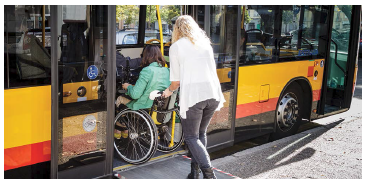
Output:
[{"xmin": 87, "ymin": 65, "xmax": 98, "ymax": 80}]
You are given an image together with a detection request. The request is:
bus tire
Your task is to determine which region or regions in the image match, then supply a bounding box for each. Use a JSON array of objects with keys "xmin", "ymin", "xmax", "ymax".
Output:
[{"xmin": 270, "ymin": 82, "xmax": 304, "ymax": 141}]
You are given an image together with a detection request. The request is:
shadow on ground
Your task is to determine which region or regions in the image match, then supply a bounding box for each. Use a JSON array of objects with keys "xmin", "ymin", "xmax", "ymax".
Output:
[{"xmin": 212, "ymin": 119, "xmax": 345, "ymax": 178}]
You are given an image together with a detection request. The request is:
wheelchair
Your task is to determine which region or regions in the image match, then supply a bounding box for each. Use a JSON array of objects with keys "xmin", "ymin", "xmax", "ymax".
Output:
[{"xmin": 113, "ymin": 57, "xmax": 184, "ymax": 165}]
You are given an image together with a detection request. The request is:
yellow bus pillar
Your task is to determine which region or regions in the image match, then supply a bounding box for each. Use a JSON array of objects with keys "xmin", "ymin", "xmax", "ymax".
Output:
[{"xmin": 156, "ymin": 5, "xmax": 164, "ymax": 55}]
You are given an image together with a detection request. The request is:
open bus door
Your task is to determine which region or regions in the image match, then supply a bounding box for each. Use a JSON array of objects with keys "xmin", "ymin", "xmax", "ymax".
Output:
[
  {"xmin": 317, "ymin": 5, "xmax": 361, "ymax": 115},
  {"xmin": 50, "ymin": 5, "xmax": 116, "ymax": 178}
]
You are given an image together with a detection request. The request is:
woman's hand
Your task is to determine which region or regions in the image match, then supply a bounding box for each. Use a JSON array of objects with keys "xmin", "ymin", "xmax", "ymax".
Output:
[
  {"xmin": 162, "ymin": 88, "xmax": 173, "ymax": 98},
  {"xmin": 122, "ymin": 83, "xmax": 131, "ymax": 90}
]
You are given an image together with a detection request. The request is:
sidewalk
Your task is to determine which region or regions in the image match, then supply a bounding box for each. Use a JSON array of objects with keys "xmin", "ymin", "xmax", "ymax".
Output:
[{"xmin": 212, "ymin": 113, "xmax": 362, "ymax": 178}]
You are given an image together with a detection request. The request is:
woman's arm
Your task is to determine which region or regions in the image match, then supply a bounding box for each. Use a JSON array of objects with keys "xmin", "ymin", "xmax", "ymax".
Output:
[
  {"xmin": 126, "ymin": 68, "xmax": 150, "ymax": 99},
  {"xmin": 163, "ymin": 81, "xmax": 180, "ymax": 98}
]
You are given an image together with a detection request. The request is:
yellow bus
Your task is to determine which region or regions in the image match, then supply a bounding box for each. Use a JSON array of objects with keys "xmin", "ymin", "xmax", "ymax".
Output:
[{"xmin": 4, "ymin": 5, "xmax": 361, "ymax": 178}]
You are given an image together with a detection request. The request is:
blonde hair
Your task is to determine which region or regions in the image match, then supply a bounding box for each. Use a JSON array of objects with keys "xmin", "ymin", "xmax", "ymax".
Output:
[{"xmin": 172, "ymin": 15, "xmax": 211, "ymax": 46}]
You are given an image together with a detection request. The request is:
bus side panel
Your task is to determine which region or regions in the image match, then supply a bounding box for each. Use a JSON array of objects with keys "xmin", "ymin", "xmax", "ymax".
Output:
[
  {"xmin": 235, "ymin": 59, "xmax": 325, "ymax": 141},
  {"xmin": 4, "ymin": 86, "xmax": 51, "ymax": 178}
]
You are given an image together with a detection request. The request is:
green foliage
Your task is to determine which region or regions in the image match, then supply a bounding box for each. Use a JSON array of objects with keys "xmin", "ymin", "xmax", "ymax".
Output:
[
  {"xmin": 146, "ymin": 5, "xmax": 157, "ymax": 26},
  {"xmin": 116, "ymin": 5, "xmax": 139, "ymax": 26},
  {"xmin": 116, "ymin": 5, "xmax": 181, "ymax": 29},
  {"xmin": 243, "ymin": 7, "xmax": 251, "ymax": 24},
  {"xmin": 160, "ymin": 5, "xmax": 181, "ymax": 25}
]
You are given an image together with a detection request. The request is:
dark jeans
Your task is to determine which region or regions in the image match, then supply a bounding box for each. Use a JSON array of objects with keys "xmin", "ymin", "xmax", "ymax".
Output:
[{"xmin": 182, "ymin": 99, "xmax": 220, "ymax": 169}]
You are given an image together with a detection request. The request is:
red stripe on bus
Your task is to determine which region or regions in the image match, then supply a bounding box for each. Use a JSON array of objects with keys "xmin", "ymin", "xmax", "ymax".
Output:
[
  {"xmin": 236, "ymin": 89, "xmax": 321, "ymax": 119},
  {"xmin": 4, "ymin": 141, "xmax": 51, "ymax": 171},
  {"xmin": 236, "ymin": 98, "xmax": 279, "ymax": 119}
]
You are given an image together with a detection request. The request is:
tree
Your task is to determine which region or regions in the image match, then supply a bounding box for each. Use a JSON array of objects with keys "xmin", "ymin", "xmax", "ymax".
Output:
[
  {"xmin": 146, "ymin": 5, "xmax": 157, "ymax": 29},
  {"xmin": 116, "ymin": 5, "xmax": 139, "ymax": 27},
  {"xmin": 243, "ymin": 7, "xmax": 251, "ymax": 24},
  {"xmin": 160, "ymin": 5, "xmax": 180, "ymax": 26}
]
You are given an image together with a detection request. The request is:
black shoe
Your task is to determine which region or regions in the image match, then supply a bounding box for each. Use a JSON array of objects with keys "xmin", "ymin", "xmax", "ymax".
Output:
[
  {"xmin": 187, "ymin": 163, "xmax": 201, "ymax": 179},
  {"xmin": 201, "ymin": 167, "xmax": 217, "ymax": 179}
]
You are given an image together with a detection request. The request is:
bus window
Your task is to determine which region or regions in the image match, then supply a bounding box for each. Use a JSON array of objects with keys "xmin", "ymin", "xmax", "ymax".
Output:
[
  {"xmin": 279, "ymin": 5, "xmax": 329, "ymax": 61},
  {"xmin": 197, "ymin": 5, "xmax": 205, "ymax": 29},
  {"xmin": 240, "ymin": 5, "xmax": 277, "ymax": 65},
  {"xmin": 5, "ymin": 5, "xmax": 51, "ymax": 88},
  {"xmin": 4, "ymin": 50, "xmax": 8, "ymax": 88},
  {"xmin": 5, "ymin": 10, "xmax": 9, "ymax": 89},
  {"xmin": 116, "ymin": 5, "xmax": 140, "ymax": 45},
  {"xmin": 326, "ymin": 5, "xmax": 352, "ymax": 91},
  {"xmin": 145, "ymin": 5, "xmax": 180, "ymax": 45}
]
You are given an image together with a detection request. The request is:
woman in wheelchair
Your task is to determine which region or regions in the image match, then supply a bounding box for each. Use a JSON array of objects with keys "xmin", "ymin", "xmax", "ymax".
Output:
[{"xmin": 114, "ymin": 45, "xmax": 171, "ymax": 139}]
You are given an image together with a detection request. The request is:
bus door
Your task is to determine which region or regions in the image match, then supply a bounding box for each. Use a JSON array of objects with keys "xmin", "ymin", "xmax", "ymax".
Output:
[
  {"xmin": 318, "ymin": 5, "xmax": 361, "ymax": 115},
  {"xmin": 51, "ymin": 5, "xmax": 115, "ymax": 178},
  {"xmin": 192, "ymin": 5, "xmax": 238, "ymax": 149}
]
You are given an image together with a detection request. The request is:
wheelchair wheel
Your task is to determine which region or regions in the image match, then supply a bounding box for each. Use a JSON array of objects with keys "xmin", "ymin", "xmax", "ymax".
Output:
[
  {"xmin": 114, "ymin": 109, "xmax": 158, "ymax": 165},
  {"xmin": 156, "ymin": 110, "xmax": 184, "ymax": 153}
]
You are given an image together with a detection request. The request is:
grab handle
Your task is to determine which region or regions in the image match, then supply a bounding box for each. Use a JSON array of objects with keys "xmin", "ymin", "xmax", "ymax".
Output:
[{"xmin": 331, "ymin": 39, "xmax": 346, "ymax": 77}]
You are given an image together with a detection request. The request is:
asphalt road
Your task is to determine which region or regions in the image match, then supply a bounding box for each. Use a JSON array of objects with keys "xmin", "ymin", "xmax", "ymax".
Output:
[{"xmin": 211, "ymin": 60, "xmax": 363, "ymax": 179}]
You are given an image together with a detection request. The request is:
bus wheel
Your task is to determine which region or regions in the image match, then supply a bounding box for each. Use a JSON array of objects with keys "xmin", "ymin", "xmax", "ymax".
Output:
[{"xmin": 270, "ymin": 83, "xmax": 304, "ymax": 141}]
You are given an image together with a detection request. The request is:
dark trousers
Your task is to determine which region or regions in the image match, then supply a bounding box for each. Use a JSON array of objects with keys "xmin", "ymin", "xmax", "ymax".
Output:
[{"xmin": 181, "ymin": 99, "xmax": 220, "ymax": 168}]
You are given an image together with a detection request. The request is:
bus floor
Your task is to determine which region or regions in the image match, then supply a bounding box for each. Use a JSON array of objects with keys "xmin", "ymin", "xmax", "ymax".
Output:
[
  {"xmin": 113, "ymin": 146, "xmax": 187, "ymax": 171},
  {"xmin": 113, "ymin": 145, "xmax": 239, "ymax": 179},
  {"xmin": 114, "ymin": 153, "xmax": 239, "ymax": 179}
]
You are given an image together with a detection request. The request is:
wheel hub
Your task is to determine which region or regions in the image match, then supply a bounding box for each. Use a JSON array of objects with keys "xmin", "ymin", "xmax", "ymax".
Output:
[
  {"xmin": 159, "ymin": 125, "xmax": 169, "ymax": 133},
  {"xmin": 129, "ymin": 132, "xmax": 139, "ymax": 139},
  {"xmin": 277, "ymin": 93, "xmax": 299, "ymax": 131}
]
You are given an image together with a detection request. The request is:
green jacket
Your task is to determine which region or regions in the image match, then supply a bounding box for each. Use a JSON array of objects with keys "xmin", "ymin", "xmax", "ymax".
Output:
[{"xmin": 126, "ymin": 62, "xmax": 170, "ymax": 110}]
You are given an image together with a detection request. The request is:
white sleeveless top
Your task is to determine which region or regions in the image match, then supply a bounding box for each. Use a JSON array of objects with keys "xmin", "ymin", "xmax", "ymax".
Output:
[{"xmin": 169, "ymin": 37, "xmax": 225, "ymax": 119}]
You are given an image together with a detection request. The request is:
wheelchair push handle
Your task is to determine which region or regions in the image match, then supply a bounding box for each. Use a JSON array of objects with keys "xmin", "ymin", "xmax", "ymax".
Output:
[{"xmin": 149, "ymin": 90, "xmax": 163, "ymax": 100}]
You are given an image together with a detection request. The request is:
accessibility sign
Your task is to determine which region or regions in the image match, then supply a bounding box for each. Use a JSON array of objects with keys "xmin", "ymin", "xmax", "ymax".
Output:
[{"xmin": 87, "ymin": 65, "xmax": 98, "ymax": 80}]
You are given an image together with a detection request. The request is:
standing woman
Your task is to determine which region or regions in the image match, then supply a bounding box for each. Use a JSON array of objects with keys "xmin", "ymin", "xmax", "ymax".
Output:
[{"xmin": 163, "ymin": 15, "xmax": 225, "ymax": 179}]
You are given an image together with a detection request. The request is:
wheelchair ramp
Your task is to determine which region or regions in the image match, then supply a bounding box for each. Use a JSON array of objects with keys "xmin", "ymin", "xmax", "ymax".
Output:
[{"xmin": 115, "ymin": 154, "xmax": 240, "ymax": 179}]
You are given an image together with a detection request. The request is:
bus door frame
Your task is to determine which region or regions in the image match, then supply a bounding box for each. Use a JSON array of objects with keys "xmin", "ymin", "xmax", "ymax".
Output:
[
  {"xmin": 317, "ymin": 5, "xmax": 361, "ymax": 115},
  {"xmin": 50, "ymin": 5, "xmax": 116, "ymax": 179},
  {"xmin": 193, "ymin": 5, "xmax": 240, "ymax": 151},
  {"xmin": 342, "ymin": 5, "xmax": 361, "ymax": 109}
]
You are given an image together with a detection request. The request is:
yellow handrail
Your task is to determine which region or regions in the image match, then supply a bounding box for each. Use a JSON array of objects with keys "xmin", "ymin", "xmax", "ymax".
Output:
[
  {"xmin": 169, "ymin": 111, "xmax": 176, "ymax": 148},
  {"xmin": 156, "ymin": 5, "xmax": 164, "ymax": 55}
]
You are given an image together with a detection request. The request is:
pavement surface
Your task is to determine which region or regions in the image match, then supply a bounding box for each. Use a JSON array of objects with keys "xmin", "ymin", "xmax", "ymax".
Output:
[{"xmin": 211, "ymin": 60, "xmax": 363, "ymax": 179}]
